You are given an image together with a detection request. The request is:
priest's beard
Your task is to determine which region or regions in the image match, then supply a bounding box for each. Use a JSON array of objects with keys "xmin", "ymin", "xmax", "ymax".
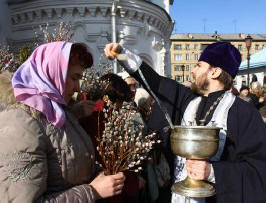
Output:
[{"xmin": 191, "ymin": 72, "xmax": 209, "ymax": 95}]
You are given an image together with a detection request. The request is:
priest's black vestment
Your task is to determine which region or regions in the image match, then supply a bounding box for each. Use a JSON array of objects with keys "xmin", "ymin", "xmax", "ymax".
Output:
[{"xmin": 131, "ymin": 62, "xmax": 266, "ymax": 203}]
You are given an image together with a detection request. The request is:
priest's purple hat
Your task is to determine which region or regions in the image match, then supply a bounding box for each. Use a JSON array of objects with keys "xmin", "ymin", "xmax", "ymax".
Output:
[{"xmin": 199, "ymin": 42, "xmax": 241, "ymax": 78}]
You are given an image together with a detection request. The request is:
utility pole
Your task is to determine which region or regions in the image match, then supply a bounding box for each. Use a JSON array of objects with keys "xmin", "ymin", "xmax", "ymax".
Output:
[
  {"xmin": 111, "ymin": 0, "xmax": 119, "ymax": 73},
  {"xmin": 202, "ymin": 18, "xmax": 207, "ymax": 33},
  {"xmin": 233, "ymin": 19, "xmax": 237, "ymax": 33}
]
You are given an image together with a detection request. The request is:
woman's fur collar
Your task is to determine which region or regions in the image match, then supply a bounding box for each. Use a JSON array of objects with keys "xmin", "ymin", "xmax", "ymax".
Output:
[
  {"xmin": 0, "ymin": 71, "xmax": 16, "ymax": 109},
  {"xmin": 0, "ymin": 71, "xmax": 42, "ymax": 121}
]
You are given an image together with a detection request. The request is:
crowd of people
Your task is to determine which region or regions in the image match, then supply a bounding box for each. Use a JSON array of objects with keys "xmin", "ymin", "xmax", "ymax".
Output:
[
  {"xmin": 238, "ymin": 76, "xmax": 266, "ymax": 121},
  {"xmin": 0, "ymin": 39, "xmax": 265, "ymax": 203}
]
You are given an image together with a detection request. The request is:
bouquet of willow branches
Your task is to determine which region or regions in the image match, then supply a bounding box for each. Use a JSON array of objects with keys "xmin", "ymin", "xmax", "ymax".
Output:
[
  {"xmin": 34, "ymin": 21, "xmax": 73, "ymax": 47},
  {"xmin": 79, "ymin": 55, "xmax": 159, "ymax": 175},
  {"xmin": 96, "ymin": 98, "xmax": 160, "ymax": 175}
]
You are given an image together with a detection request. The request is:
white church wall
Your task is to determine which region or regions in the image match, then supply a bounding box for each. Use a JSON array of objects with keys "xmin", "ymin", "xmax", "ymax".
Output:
[
  {"xmin": 148, "ymin": 0, "xmax": 170, "ymax": 14},
  {"xmin": 1, "ymin": 0, "xmax": 174, "ymax": 76},
  {"xmin": 0, "ymin": 0, "xmax": 11, "ymax": 45}
]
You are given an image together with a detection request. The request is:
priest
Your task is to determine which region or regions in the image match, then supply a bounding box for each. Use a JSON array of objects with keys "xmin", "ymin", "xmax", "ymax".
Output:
[{"xmin": 104, "ymin": 42, "xmax": 266, "ymax": 203}]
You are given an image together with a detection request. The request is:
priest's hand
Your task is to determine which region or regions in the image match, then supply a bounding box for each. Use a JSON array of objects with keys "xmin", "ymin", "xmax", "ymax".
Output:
[
  {"xmin": 104, "ymin": 43, "xmax": 123, "ymax": 60},
  {"xmin": 186, "ymin": 159, "xmax": 211, "ymax": 181}
]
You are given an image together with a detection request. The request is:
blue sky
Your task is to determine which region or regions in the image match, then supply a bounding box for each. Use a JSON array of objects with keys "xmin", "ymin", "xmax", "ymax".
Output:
[{"xmin": 170, "ymin": 0, "xmax": 266, "ymax": 34}]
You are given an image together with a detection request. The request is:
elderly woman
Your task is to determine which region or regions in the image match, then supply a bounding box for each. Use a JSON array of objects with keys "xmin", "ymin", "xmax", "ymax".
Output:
[{"xmin": 0, "ymin": 41, "xmax": 125, "ymax": 203}]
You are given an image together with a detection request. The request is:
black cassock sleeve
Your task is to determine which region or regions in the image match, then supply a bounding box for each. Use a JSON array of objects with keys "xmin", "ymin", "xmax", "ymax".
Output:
[
  {"xmin": 131, "ymin": 62, "xmax": 196, "ymax": 178},
  {"xmin": 212, "ymin": 100, "xmax": 266, "ymax": 203},
  {"xmin": 131, "ymin": 62, "xmax": 196, "ymax": 128}
]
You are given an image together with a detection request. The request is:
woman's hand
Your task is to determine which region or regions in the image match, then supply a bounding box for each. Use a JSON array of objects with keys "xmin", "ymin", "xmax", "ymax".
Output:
[
  {"xmin": 90, "ymin": 172, "xmax": 125, "ymax": 199},
  {"xmin": 104, "ymin": 43, "xmax": 123, "ymax": 60}
]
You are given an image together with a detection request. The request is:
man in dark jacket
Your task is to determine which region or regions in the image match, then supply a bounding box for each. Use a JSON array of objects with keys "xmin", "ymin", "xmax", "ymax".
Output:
[{"xmin": 104, "ymin": 42, "xmax": 266, "ymax": 203}]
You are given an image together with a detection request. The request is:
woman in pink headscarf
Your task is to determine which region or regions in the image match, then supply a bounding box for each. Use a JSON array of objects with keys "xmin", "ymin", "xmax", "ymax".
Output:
[{"xmin": 0, "ymin": 41, "xmax": 125, "ymax": 203}]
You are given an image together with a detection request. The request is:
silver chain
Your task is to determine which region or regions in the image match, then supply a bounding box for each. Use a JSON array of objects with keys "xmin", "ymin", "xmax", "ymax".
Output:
[{"xmin": 199, "ymin": 92, "xmax": 225, "ymax": 126}]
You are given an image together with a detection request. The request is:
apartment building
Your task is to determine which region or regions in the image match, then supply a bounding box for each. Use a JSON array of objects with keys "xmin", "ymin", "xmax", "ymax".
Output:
[{"xmin": 170, "ymin": 33, "xmax": 266, "ymax": 82}]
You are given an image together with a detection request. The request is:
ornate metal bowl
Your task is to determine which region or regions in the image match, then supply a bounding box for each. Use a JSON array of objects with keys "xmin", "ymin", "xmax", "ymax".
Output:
[{"xmin": 170, "ymin": 125, "xmax": 220, "ymax": 198}]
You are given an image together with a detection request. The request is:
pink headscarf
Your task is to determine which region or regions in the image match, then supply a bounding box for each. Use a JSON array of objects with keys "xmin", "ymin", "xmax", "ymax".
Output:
[{"xmin": 12, "ymin": 41, "xmax": 73, "ymax": 128}]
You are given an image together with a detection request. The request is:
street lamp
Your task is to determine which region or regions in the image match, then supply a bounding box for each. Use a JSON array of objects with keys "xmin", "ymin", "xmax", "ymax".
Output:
[
  {"xmin": 181, "ymin": 65, "xmax": 185, "ymax": 82},
  {"xmin": 245, "ymin": 34, "xmax": 253, "ymax": 87}
]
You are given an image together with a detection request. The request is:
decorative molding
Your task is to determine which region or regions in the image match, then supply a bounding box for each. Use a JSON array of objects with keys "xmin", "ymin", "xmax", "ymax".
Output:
[
  {"xmin": 9, "ymin": 3, "xmax": 172, "ymax": 35},
  {"xmin": 127, "ymin": 10, "xmax": 136, "ymax": 20}
]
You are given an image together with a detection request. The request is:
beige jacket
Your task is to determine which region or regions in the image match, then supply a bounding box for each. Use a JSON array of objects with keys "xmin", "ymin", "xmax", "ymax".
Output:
[{"xmin": 0, "ymin": 71, "xmax": 96, "ymax": 203}]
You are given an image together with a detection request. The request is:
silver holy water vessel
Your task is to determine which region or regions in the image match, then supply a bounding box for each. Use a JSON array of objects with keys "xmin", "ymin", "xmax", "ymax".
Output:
[{"xmin": 170, "ymin": 126, "xmax": 220, "ymax": 198}]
